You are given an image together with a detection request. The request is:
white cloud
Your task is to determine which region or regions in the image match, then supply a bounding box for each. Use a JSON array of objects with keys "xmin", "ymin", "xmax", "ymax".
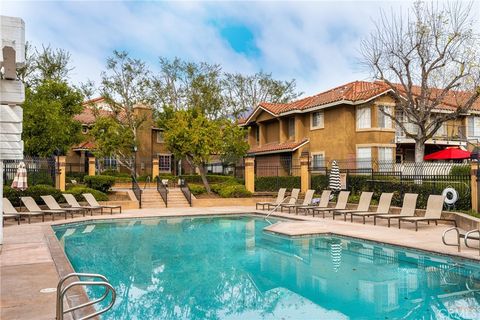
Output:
[{"xmin": 2, "ymin": 0, "xmax": 479, "ymax": 97}]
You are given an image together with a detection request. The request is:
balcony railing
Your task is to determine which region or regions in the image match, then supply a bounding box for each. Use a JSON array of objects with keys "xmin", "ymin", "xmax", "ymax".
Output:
[{"xmin": 395, "ymin": 123, "xmax": 466, "ymax": 141}]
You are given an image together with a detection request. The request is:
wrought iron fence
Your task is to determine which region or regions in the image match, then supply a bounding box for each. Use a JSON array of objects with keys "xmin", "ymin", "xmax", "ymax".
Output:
[{"xmin": 3, "ymin": 157, "xmax": 57, "ymax": 187}]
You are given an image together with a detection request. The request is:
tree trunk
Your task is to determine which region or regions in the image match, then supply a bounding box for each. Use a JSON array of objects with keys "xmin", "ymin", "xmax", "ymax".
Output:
[
  {"xmin": 414, "ymin": 140, "xmax": 425, "ymax": 164},
  {"xmin": 414, "ymin": 140, "xmax": 425, "ymax": 184},
  {"xmin": 198, "ymin": 164, "xmax": 211, "ymax": 193}
]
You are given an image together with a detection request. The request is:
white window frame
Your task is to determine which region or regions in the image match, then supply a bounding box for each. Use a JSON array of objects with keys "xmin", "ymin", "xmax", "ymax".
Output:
[
  {"xmin": 356, "ymin": 147, "xmax": 372, "ymax": 169},
  {"xmin": 156, "ymin": 131, "xmax": 164, "ymax": 143},
  {"xmin": 378, "ymin": 147, "xmax": 394, "ymax": 172},
  {"xmin": 311, "ymin": 111, "xmax": 324, "ymax": 130},
  {"xmin": 311, "ymin": 152, "xmax": 325, "ymax": 170},
  {"xmin": 468, "ymin": 116, "xmax": 480, "ymax": 137},
  {"xmin": 377, "ymin": 106, "xmax": 393, "ymax": 129},
  {"xmin": 159, "ymin": 154, "xmax": 171, "ymax": 172},
  {"xmin": 356, "ymin": 106, "xmax": 371, "ymax": 129}
]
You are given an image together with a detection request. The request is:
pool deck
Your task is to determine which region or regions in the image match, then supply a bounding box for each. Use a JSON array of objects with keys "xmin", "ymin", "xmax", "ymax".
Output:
[{"xmin": 1, "ymin": 206, "xmax": 479, "ymax": 320}]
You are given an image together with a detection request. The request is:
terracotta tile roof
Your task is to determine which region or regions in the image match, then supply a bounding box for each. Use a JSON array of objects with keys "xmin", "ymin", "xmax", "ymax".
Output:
[
  {"xmin": 74, "ymin": 107, "xmax": 113, "ymax": 125},
  {"xmin": 248, "ymin": 139, "xmax": 309, "ymax": 155},
  {"xmin": 245, "ymin": 80, "xmax": 480, "ymax": 124},
  {"xmin": 257, "ymin": 81, "xmax": 390, "ymax": 116},
  {"xmin": 72, "ymin": 141, "xmax": 96, "ymax": 150}
]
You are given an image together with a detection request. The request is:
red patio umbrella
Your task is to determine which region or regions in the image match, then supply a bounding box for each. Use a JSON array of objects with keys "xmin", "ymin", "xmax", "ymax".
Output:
[{"xmin": 423, "ymin": 147, "xmax": 471, "ymax": 160}]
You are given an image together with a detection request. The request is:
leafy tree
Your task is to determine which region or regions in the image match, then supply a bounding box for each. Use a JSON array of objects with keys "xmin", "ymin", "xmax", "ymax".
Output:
[
  {"xmin": 152, "ymin": 58, "xmax": 224, "ymax": 118},
  {"xmin": 222, "ymin": 71, "xmax": 302, "ymax": 119},
  {"xmin": 361, "ymin": 1, "xmax": 480, "ymax": 163},
  {"xmin": 163, "ymin": 109, "xmax": 248, "ymax": 192},
  {"xmin": 23, "ymin": 80, "xmax": 83, "ymax": 156},
  {"xmin": 87, "ymin": 50, "xmax": 153, "ymax": 175},
  {"xmin": 88, "ymin": 117, "xmax": 136, "ymax": 173}
]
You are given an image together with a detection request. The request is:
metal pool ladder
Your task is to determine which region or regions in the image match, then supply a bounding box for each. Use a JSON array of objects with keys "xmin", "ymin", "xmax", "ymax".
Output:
[
  {"xmin": 56, "ymin": 272, "xmax": 116, "ymax": 320},
  {"xmin": 264, "ymin": 196, "xmax": 297, "ymax": 223},
  {"xmin": 442, "ymin": 227, "xmax": 480, "ymax": 255}
]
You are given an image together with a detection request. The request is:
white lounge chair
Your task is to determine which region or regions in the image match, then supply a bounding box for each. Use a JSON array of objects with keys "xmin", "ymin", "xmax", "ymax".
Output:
[
  {"xmin": 296, "ymin": 190, "xmax": 332, "ymax": 215},
  {"xmin": 332, "ymin": 191, "xmax": 374, "ymax": 221},
  {"xmin": 62, "ymin": 193, "xmax": 102, "ymax": 216},
  {"xmin": 399, "ymin": 195, "xmax": 456, "ymax": 231},
  {"xmin": 349, "ymin": 193, "xmax": 394, "ymax": 224},
  {"xmin": 21, "ymin": 196, "xmax": 68, "ymax": 220},
  {"xmin": 83, "ymin": 193, "xmax": 121, "ymax": 214},
  {"xmin": 256, "ymin": 188, "xmax": 287, "ymax": 210},
  {"xmin": 374, "ymin": 193, "xmax": 418, "ymax": 227},
  {"xmin": 310, "ymin": 191, "xmax": 350, "ymax": 218},
  {"xmin": 281, "ymin": 189, "xmax": 315, "ymax": 214},
  {"xmin": 41, "ymin": 195, "xmax": 86, "ymax": 218}
]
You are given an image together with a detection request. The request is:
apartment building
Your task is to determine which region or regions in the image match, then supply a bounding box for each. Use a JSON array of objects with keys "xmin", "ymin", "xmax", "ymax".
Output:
[
  {"xmin": 241, "ymin": 81, "xmax": 479, "ymax": 170},
  {"xmin": 66, "ymin": 97, "xmax": 184, "ymax": 176}
]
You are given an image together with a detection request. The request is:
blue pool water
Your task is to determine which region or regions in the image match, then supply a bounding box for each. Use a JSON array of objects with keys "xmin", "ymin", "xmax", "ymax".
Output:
[{"xmin": 54, "ymin": 215, "xmax": 480, "ymax": 319}]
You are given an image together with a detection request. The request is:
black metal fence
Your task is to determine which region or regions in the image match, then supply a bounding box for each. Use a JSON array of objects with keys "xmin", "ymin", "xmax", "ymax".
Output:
[
  {"xmin": 309, "ymin": 160, "xmax": 471, "ymax": 210},
  {"xmin": 3, "ymin": 157, "xmax": 57, "ymax": 187}
]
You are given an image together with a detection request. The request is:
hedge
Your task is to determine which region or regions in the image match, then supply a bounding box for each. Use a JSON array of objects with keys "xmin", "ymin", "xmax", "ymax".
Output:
[
  {"xmin": 181, "ymin": 174, "xmax": 240, "ymax": 184},
  {"xmin": 3, "ymin": 184, "xmax": 63, "ymax": 207},
  {"xmin": 189, "ymin": 184, "xmax": 207, "ymax": 195},
  {"xmin": 256, "ymin": 174, "xmax": 471, "ymax": 210},
  {"xmin": 449, "ymin": 165, "xmax": 470, "ymax": 176},
  {"xmin": 66, "ymin": 172, "xmax": 87, "ymax": 183},
  {"xmin": 255, "ymin": 176, "xmax": 300, "ymax": 192},
  {"xmin": 65, "ymin": 186, "xmax": 109, "ymax": 202},
  {"xmin": 83, "ymin": 175, "xmax": 115, "ymax": 193},
  {"xmin": 217, "ymin": 184, "xmax": 252, "ymax": 198}
]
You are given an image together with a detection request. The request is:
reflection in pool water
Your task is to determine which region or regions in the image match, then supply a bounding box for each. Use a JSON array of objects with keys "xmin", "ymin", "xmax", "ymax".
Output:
[{"xmin": 54, "ymin": 216, "xmax": 480, "ymax": 319}]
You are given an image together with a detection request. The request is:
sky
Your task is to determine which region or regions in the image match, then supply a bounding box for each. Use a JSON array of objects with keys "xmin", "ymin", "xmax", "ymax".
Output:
[{"xmin": 3, "ymin": 0, "xmax": 475, "ymax": 97}]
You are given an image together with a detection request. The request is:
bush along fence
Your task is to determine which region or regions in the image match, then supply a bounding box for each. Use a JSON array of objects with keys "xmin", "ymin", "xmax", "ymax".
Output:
[{"xmin": 244, "ymin": 156, "xmax": 474, "ymax": 211}]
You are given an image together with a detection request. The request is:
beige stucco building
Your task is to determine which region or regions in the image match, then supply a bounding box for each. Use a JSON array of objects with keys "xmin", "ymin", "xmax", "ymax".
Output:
[{"xmin": 241, "ymin": 81, "xmax": 478, "ymax": 171}]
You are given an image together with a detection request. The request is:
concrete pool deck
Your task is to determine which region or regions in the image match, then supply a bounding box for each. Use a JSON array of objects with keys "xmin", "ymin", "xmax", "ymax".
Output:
[{"xmin": 1, "ymin": 206, "xmax": 479, "ymax": 319}]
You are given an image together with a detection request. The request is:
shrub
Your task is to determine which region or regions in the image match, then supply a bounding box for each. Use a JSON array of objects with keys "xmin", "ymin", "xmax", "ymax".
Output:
[
  {"xmin": 66, "ymin": 172, "xmax": 87, "ymax": 183},
  {"xmin": 449, "ymin": 165, "xmax": 470, "ymax": 176},
  {"xmin": 181, "ymin": 174, "xmax": 240, "ymax": 184},
  {"xmin": 83, "ymin": 175, "xmax": 115, "ymax": 193},
  {"xmin": 3, "ymin": 184, "xmax": 63, "ymax": 207},
  {"xmin": 65, "ymin": 186, "xmax": 109, "ymax": 202},
  {"xmin": 189, "ymin": 184, "xmax": 207, "ymax": 195},
  {"xmin": 217, "ymin": 184, "xmax": 252, "ymax": 198},
  {"xmin": 101, "ymin": 170, "xmax": 130, "ymax": 177},
  {"xmin": 255, "ymin": 176, "xmax": 301, "ymax": 192}
]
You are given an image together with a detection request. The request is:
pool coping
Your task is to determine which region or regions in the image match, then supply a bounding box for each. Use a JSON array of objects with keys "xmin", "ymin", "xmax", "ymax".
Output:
[{"xmin": 2, "ymin": 206, "xmax": 480, "ymax": 319}]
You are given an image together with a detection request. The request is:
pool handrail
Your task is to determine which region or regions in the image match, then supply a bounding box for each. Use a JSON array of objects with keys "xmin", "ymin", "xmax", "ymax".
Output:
[
  {"xmin": 132, "ymin": 175, "xmax": 142, "ymax": 208},
  {"xmin": 264, "ymin": 196, "xmax": 297, "ymax": 220},
  {"xmin": 56, "ymin": 272, "xmax": 116, "ymax": 320}
]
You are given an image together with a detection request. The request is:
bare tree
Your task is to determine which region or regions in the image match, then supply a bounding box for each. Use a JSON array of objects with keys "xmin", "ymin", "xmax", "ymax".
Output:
[{"xmin": 361, "ymin": 1, "xmax": 480, "ymax": 163}]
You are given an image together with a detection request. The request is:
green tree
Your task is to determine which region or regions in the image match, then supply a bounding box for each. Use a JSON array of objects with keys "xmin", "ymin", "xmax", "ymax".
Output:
[
  {"xmin": 222, "ymin": 71, "xmax": 302, "ymax": 119},
  {"xmin": 88, "ymin": 117, "xmax": 136, "ymax": 173},
  {"xmin": 163, "ymin": 109, "xmax": 248, "ymax": 192},
  {"xmin": 23, "ymin": 80, "xmax": 83, "ymax": 156},
  {"xmin": 86, "ymin": 50, "xmax": 153, "ymax": 174}
]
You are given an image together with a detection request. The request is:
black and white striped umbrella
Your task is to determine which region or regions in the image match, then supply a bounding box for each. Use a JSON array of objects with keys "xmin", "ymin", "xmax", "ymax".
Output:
[{"xmin": 329, "ymin": 160, "xmax": 341, "ymax": 192}]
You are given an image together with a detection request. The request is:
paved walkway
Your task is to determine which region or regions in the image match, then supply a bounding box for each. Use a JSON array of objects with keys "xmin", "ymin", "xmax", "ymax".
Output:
[{"xmin": 1, "ymin": 206, "xmax": 479, "ymax": 319}]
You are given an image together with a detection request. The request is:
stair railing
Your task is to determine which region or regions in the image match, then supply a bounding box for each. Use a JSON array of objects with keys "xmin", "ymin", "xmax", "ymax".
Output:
[
  {"xmin": 179, "ymin": 179, "xmax": 192, "ymax": 207},
  {"xmin": 131, "ymin": 175, "xmax": 142, "ymax": 209},
  {"xmin": 157, "ymin": 177, "xmax": 168, "ymax": 207}
]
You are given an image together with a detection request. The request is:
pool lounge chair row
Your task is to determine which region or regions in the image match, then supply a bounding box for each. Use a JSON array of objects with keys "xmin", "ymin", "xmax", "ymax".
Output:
[
  {"xmin": 256, "ymin": 189, "xmax": 457, "ymax": 231},
  {"xmin": 2, "ymin": 193, "xmax": 121, "ymax": 224}
]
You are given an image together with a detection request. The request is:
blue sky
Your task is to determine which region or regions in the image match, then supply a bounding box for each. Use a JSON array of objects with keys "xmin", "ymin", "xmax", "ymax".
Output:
[{"xmin": 4, "ymin": 0, "xmax": 475, "ymax": 97}]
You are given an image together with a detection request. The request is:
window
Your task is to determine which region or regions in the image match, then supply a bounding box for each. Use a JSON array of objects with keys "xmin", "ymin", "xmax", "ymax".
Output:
[
  {"xmin": 288, "ymin": 117, "xmax": 295, "ymax": 138},
  {"xmin": 377, "ymin": 106, "xmax": 393, "ymax": 128},
  {"xmin": 468, "ymin": 116, "xmax": 480, "ymax": 137},
  {"xmin": 311, "ymin": 153, "xmax": 325, "ymax": 169},
  {"xmin": 356, "ymin": 106, "xmax": 371, "ymax": 129},
  {"xmin": 159, "ymin": 154, "xmax": 171, "ymax": 172},
  {"xmin": 378, "ymin": 147, "xmax": 394, "ymax": 172},
  {"xmin": 311, "ymin": 111, "xmax": 324, "ymax": 129},
  {"xmin": 255, "ymin": 126, "xmax": 260, "ymax": 144},
  {"xmin": 103, "ymin": 157, "xmax": 117, "ymax": 170},
  {"xmin": 356, "ymin": 147, "xmax": 372, "ymax": 169},
  {"xmin": 156, "ymin": 131, "xmax": 164, "ymax": 143}
]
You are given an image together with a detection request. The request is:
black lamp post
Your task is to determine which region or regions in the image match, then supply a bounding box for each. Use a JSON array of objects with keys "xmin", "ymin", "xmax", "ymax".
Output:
[{"xmin": 133, "ymin": 145, "xmax": 138, "ymax": 178}]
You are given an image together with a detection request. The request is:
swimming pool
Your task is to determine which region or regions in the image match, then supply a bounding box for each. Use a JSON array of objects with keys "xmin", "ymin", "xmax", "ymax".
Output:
[{"xmin": 54, "ymin": 215, "xmax": 480, "ymax": 319}]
